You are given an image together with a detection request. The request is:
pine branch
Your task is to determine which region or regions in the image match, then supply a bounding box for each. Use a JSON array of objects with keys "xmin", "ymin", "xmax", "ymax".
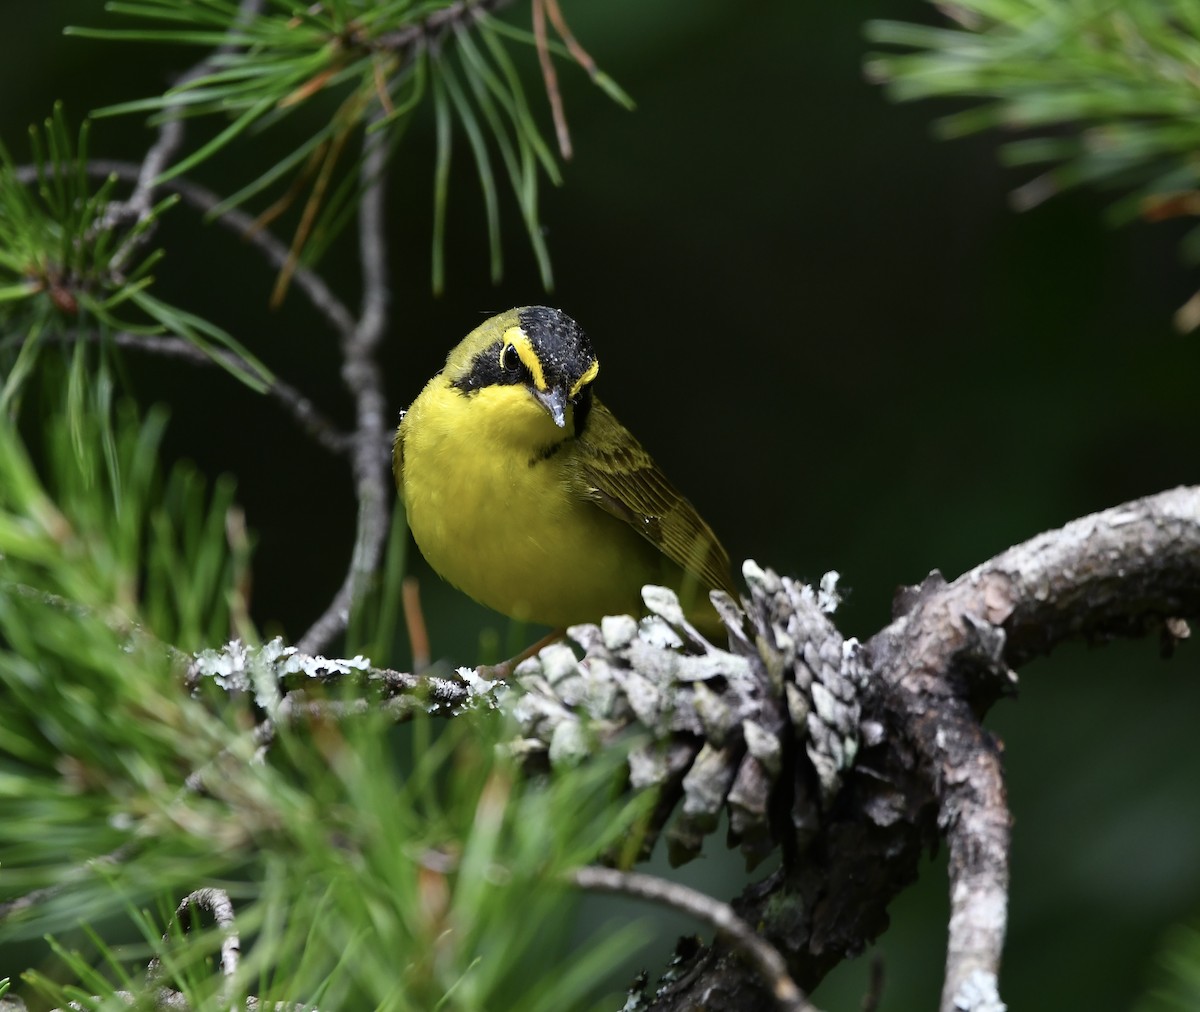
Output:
[
  {"xmin": 0, "ymin": 116, "xmax": 273, "ymax": 395},
  {"xmin": 6, "ymin": 471, "xmax": 1197, "ymax": 1008},
  {"xmin": 172, "ymin": 486, "xmax": 1200, "ymax": 1011}
]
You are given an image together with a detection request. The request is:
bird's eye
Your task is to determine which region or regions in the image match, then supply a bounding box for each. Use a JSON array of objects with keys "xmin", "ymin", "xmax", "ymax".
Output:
[{"xmin": 501, "ymin": 344, "xmax": 522, "ymax": 373}]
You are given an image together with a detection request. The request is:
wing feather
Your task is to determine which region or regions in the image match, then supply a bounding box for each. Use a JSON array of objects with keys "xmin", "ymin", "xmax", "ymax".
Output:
[{"xmin": 574, "ymin": 399, "xmax": 736, "ymax": 596}]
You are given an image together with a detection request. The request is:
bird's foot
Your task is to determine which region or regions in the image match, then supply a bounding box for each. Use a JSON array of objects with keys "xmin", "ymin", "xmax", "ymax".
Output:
[{"xmin": 475, "ymin": 628, "xmax": 565, "ymax": 681}]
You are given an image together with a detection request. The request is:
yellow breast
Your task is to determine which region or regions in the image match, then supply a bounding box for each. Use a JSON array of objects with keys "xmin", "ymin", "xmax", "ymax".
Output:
[{"xmin": 397, "ymin": 377, "xmax": 665, "ymax": 628}]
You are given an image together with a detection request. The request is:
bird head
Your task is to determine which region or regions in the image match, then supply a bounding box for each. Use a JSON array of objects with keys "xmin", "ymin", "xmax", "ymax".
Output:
[{"xmin": 446, "ymin": 306, "xmax": 599, "ymax": 435}]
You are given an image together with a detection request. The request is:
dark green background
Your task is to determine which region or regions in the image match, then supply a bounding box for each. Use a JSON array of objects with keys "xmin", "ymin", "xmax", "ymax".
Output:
[{"xmin": 4, "ymin": 2, "xmax": 1200, "ymax": 1009}]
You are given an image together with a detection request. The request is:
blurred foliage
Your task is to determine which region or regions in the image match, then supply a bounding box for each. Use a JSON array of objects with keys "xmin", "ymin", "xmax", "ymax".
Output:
[
  {"xmin": 867, "ymin": 0, "xmax": 1200, "ymax": 327},
  {"xmin": 0, "ymin": 392, "xmax": 249, "ymax": 937},
  {"xmin": 1136, "ymin": 923, "xmax": 1200, "ymax": 1012},
  {"xmin": 0, "ymin": 392, "xmax": 651, "ymax": 1008}
]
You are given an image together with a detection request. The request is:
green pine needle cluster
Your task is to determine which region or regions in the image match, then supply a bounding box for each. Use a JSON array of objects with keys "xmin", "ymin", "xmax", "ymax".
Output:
[
  {"xmin": 867, "ymin": 0, "xmax": 1200, "ymax": 323},
  {"xmin": 0, "ymin": 396, "xmax": 249, "ymax": 936},
  {"xmin": 1135, "ymin": 924, "xmax": 1200, "ymax": 1012},
  {"xmin": 70, "ymin": 0, "xmax": 633, "ymax": 293},
  {"xmin": 0, "ymin": 110, "xmax": 141, "ymax": 321},
  {"xmin": 0, "ymin": 105, "xmax": 272, "ymax": 401}
]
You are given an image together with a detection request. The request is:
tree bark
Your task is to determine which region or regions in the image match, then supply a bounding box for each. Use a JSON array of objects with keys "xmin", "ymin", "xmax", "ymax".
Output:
[{"xmin": 645, "ymin": 486, "xmax": 1200, "ymax": 1012}]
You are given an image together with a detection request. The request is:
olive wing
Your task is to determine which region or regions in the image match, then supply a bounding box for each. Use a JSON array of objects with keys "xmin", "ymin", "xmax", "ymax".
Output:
[{"xmin": 575, "ymin": 400, "xmax": 736, "ymax": 597}]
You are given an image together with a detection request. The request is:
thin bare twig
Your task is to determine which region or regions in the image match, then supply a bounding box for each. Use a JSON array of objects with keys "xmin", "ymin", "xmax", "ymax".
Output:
[
  {"xmin": 297, "ymin": 120, "xmax": 393, "ymax": 655},
  {"xmin": 78, "ymin": 161, "xmax": 358, "ymax": 340},
  {"xmin": 14, "ymin": 158, "xmax": 357, "ymax": 341},
  {"xmin": 105, "ymin": 0, "xmax": 266, "ymax": 270},
  {"xmin": 116, "ymin": 333, "xmax": 350, "ymax": 455},
  {"xmin": 147, "ymin": 887, "xmax": 240, "ymax": 983},
  {"xmin": 14, "ymin": 329, "xmax": 352, "ymax": 456},
  {"xmin": 572, "ymin": 866, "xmax": 817, "ymax": 1012},
  {"xmin": 0, "ymin": 843, "xmax": 137, "ymax": 923},
  {"xmin": 372, "ymin": 0, "xmax": 513, "ymax": 51}
]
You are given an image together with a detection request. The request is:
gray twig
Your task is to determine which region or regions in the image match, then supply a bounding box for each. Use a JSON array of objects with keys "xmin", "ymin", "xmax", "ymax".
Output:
[
  {"xmin": 14, "ymin": 329, "xmax": 352, "ymax": 457},
  {"xmin": 572, "ymin": 866, "xmax": 817, "ymax": 1012},
  {"xmin": 78, "ymin": 160, "xmax": 358, "ymax": 340},
  {"xmin": 105, "ymin": 0, "xmax": 266, "ymax": 270},
  {"xmin": 147, "ymin": 887, "xmax": 240, "ymax": 983},
  {"xmin": 297, "ymin": 120, "xmax": 393, "ymax": 655},
  {"xmin": 0, "ymin": 844, "xmax": 136, "ymax": 924},
  {"xmin": 372, "ymin": 0, "xmax": 514, "ymax": 50},
  {"xmin": 114, "ymin": 333, "xmax": 351, "ymax": 456}
]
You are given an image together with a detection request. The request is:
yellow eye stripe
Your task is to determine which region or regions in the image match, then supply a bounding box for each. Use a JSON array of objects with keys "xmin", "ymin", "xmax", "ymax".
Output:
[
  {"xmin": 570, "ymin": 358, "xmax": 599, "ymax": 398},
  {"xmin": 499, "ymin": 324, "xmax": 599, "ymax": 397},
  {"xmin": 502, "ymin": 328, "xmax": 547, "ymax": 390}
]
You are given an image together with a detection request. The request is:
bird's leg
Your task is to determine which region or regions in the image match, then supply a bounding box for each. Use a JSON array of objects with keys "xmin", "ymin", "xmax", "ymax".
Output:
[{"xmin": 475, "ymin": 628, "xmax": 565, "ymax": 681}]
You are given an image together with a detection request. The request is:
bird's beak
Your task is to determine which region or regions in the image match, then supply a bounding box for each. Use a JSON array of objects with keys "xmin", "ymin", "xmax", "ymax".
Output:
[{"xmin": 533, "ymin": 386, "xmax": 569, "ymax": 429}]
